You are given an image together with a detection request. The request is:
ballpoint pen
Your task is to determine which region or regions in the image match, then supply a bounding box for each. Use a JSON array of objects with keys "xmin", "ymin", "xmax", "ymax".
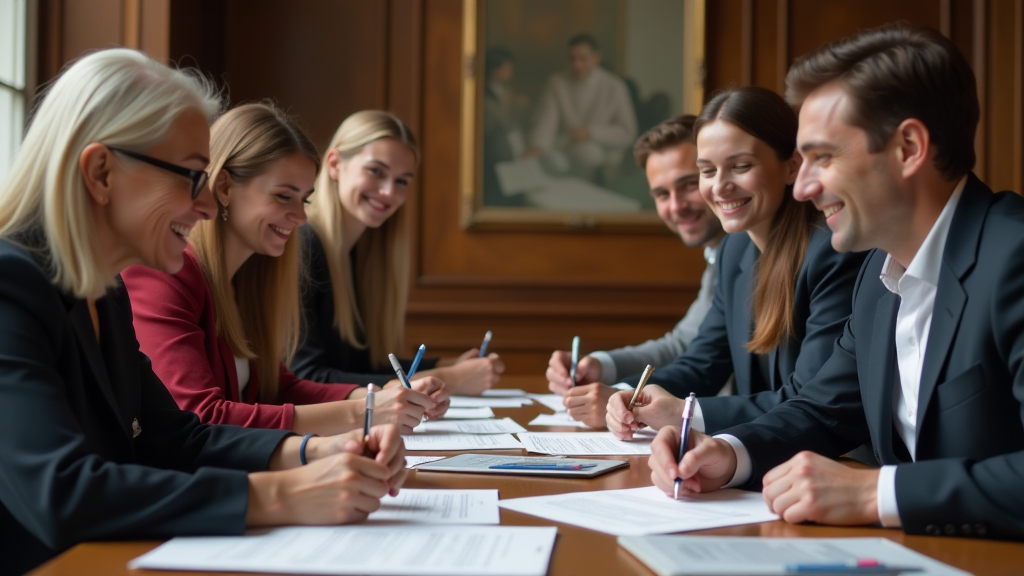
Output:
[
  {"xmin": 388, "ymin": 353, "xmax": 413, "ymax": 389},
  {"xmin": 627, "ymin": 364, "xmax": 655, "ymax": 411},
  {"xmin": 478, "ymin": 330, "xmax": 493, "ymax": 357},
  {"xmin": 674, "ymin": 392, "xmax": 696, "ymax": 500},
  {"xmin": 785, "ymin": 560, "xmax": 922, "ymax": 574},
  {"xmin": 569, "ymin": 335, "xmax": 580, "ymax": 386},
  {"xmin": 408, "ymin": 344, "xmax": 426, "ymax": 378},
  {"xmin": 489, "ymin": 463, "xmax": 598, "ymax": 470},
  {"xmin": 364, "ymin": 384, "xmax": 375, "ymax": 438}
]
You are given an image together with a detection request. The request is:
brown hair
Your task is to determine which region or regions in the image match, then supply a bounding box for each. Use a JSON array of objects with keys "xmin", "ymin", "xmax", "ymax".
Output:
[
  {"xmin": 191, "ymin": 102, "xmax": 320, "ymax": 403},
  {"xmin": 785, "ymin": 24, "xmax": 978, "ymax": 180},
  {"xmin": 695, "ymin": 87, "xmax": 816, "ymax": 355},
  {"xmin": 632, "ymin": 115, "xmax": 697, "ymax": 169}
]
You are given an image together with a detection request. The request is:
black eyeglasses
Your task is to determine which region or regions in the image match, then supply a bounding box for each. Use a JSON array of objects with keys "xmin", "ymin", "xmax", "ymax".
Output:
[{"xmin": 107, "ymin": 146, "xmax": 209, "ymax": 199}]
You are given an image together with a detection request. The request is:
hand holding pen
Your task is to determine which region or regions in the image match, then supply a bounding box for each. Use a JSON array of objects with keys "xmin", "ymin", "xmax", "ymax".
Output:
[{"xmin": 674, "ymin": 393, "xmax": 696, "ymax": 499}]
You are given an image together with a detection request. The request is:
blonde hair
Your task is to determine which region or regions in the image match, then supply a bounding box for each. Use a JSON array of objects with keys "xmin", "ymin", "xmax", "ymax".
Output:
[
  {"xmin": 0, "ymin": 48, "xmax": 220, "ymax": 299},
  {"xmin": 190, "ymin": 102, "xmax": 320, "ymax": 403},
  {"xmin": 305, "ymin": 110, "xmax": 418, "ymax": 368}
]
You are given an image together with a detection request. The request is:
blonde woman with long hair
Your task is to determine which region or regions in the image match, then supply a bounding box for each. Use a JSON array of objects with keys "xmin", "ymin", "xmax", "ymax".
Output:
[
  {"xmin": 0, "ymin": 50, "xmax": 406, "ymax": 575},
  {"xmin": 123, "ymin": 103, "xmax": 448, "ymax": 435},
  {"xmin": 292, "ymin": 110, "xmax": 504, "ymax": 394}
]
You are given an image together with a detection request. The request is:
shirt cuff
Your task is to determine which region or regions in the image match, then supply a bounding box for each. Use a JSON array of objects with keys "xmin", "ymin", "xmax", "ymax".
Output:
[
  {"xmin": 713, "ymin": 434, "xmax": 752, "ymax": 489},
  {"xmin": 691, "ymin": 399, "xmax": 705, "ymax": 433},
  {"xmin": 588, "ymin": 351, "xmax": 616, "ymax": 385},
  {"xmin": 877, "ymin": 465, "xmax": 902, "ymax": 527}
]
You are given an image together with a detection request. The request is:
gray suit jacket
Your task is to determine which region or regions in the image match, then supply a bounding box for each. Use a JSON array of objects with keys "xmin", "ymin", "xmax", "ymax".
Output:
[{"xmin": 722, "ymin": 174, "xmax": 1024, "ymax": 540}]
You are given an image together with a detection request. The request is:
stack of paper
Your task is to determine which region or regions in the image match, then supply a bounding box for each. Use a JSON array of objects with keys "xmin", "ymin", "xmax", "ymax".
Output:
[
  {"xmin": 517, "ymin": 432, "xmax": 653, "ymax": 455},
  {"xmin": 439, "ymin": 407, "xmax": 495, "ymax": 419},
  {"xmin": 402, "ymin": 432, "xmax": 524, "ymax": 451},
  {"xmin": 528, "ymin": 412, "xmax": 591, "ymax": 428},
  {"xmin": 527, "ymin": 394, "xmax": 567, "ymax": 412}
]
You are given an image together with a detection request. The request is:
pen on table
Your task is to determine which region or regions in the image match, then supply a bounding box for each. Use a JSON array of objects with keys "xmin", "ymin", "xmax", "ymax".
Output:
[
  {"xmin": 569, "ymin": 335, "xmax": 580, "ymax": 387},
  {"xmin": 388, "ymin": 353, "xmax": 413, "ymax": 389},
  {"xmin": 674, "ymin": 392, "xmax": 696, "ymax": 500},
  {"xmin": 627, "ymin": 364, "xmax": 655, "ymax": 411},
  {"xmin": 408, "ymin": 344, "xmax": 427, "ymax": 378},
  {"xmin": 785, "ymin": 560, "xmax": 922, "ymax": 574},
  {"xmin": 478, "ymin": 330, "xmax": 493, "ymax": 357},
  {"xmin": 489, "ymin": 463, "xmax": 598, "ymax": 470},
  {"xmin": 364, "ymin": 383, "xmax": 375, "ymax": 438}
]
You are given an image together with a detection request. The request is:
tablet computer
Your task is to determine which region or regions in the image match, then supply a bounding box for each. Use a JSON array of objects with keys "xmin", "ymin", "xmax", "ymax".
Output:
[{"xmin": 415, "ymin": 453, "xmax": 628, "ymax": 478}]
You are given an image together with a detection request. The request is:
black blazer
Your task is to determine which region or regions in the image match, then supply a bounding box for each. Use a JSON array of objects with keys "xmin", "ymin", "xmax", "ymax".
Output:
[
  {"xmin": 623, "ymin": 225, "xmax": 866, "ymax": 433},
  {"xmin": 722, "ymin": 174, "xmax": 1024, "ymax": 540},
  {"xmin": 290, "ymin": 226, "xmax": 436, "ymax": 385},
  {"xmin": 0, "ymin": 240, "xmax": 291, "ymax": 575}
]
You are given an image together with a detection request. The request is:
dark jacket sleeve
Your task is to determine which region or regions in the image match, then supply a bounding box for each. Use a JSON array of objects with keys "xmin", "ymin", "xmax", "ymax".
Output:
[{"xmin": 699, "ymin": 228, "xmax": 866, "ymax": 432}]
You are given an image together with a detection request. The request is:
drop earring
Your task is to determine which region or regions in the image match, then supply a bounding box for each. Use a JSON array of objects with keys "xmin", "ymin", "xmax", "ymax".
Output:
[{"xmin": 221, "ymin": 206, "xmax": 229, "ymax": 221}]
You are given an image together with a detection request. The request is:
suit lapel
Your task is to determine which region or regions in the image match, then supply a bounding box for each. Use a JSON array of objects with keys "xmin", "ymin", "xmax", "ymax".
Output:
[
  {"xmin": 867, "ymin": 291, "xmax": 900, "ymax": 464},
  {"xmin": 68, "ymin": 298, "xmax": 128, "ymax": 437},
  {"xmin": 732, "ymin": 241, "xmax": 758, "ymax": 393}
]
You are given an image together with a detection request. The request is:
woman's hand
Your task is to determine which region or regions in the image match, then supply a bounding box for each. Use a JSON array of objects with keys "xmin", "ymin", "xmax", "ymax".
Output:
[{"xmin": 605, "ymin": 385, "xmax": 685, "ymax": 439}]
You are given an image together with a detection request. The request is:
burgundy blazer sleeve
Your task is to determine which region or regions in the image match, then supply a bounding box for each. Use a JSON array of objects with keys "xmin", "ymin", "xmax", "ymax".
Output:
[
  {"xmin": 121, "ymin": 255, "xmax": 299, "ymax": 429},
  {"xmin": 277, "ymin": 363, "xmax": 358, "ymax": 404}
]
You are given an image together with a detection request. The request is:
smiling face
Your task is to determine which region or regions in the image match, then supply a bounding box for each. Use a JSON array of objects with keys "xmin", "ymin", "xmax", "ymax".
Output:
[
  {"xmin": 645, "ymin": 142, "xmax": 724, "ymax": 248},
  {"xmin": 105, "ymin": 108, "xmax": 216, "ymax": 274},
  {"xmin": 695, "ymin": 119, "xmax": 798, "ymax": 249},
  {"xmin": 793, "ymin": 82, "xmax": 903, "ymax": 254},
  {"xmin": 331, "ymin": 138, "xmax": 416, "ymax": 230},
  {"xmin": 219, "ymin": 153, "xmax": 316, "ymax": 261}
]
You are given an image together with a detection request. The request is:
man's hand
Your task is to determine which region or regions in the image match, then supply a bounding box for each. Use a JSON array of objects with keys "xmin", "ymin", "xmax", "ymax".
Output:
[
  {"xmin": 649, "ymin": 426, "xmax": 737, "ymax": 496},
  {"xmin": 562, "ymin": 382, "xmax": 616, "ymax": 427},
  {"xmin": 762, "ymin": 451, "xmax": 880, "ymax": 526},
  {"xmin": 546, "ymin": 351, "xmax": 602, "ymax": 395},
  {"xmin": 605, "ymin": 385, "xmax": 686, "ymax": 439}
]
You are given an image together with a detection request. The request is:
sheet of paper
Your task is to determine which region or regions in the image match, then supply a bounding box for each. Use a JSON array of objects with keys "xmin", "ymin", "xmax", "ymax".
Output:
[
  {"xmin": 518, "ymin": 432, "xmax": 652, "ymax": 455},
  {"xmin": 367, "ymin": 489, "xmax": 499, "ymax": 525},
  {"xmin": 438, "ymin": 407, "xmax": 495, "ymax": 419},
  {"xmin": 617, "ymin": 536, "xmax": 971, "ymax": 576},
  {"xmin": 494, "ymin": 157, "xmax": 549, "ymax": 194},
  {"xmin": 415, "ymin": 417, "xmax": 526, "ymax": 434},
  {"xmin": 129, "ymin": 525, "xmax": 558, "ymax": 576},
  {"xmin": 527, "ymin": 393, "xmax": 566, "ymax": 412},
  {"xmin": 499, "ymin": 487, "xmax": 777, "ymax": 536},
  {"xmin": 402, "ymin": 432, "xmax": 524, "ymax": 451},
  {"xmin": 405, "ymin": 455, "xmax": 446, "ymax": 468},
  {"xmin": 481, "ymin": 388, "xmax": 527, "ymax": 397},
  {"xmin": 450, "ymin": 396, "xmax": 532, "ymax": 408},
  {"xmin": 528, "ymin": 412, "xmax": 592, "ymax": 428}
]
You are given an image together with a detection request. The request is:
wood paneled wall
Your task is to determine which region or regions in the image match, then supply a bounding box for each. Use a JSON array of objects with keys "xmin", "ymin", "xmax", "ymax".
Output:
[{"xmin": 35, "ymin": 0, "xmax": 1024, "ymax": 376}]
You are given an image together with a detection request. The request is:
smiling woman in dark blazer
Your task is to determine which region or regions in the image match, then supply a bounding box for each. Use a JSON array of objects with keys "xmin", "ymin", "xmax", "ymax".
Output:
[
  {"xmin": 0, "ymin": 49, "xmax": 406, "ymax": 576},
  {"xmin": 606, "ymin": 87, "xmax": 867, "ymax": 437}
]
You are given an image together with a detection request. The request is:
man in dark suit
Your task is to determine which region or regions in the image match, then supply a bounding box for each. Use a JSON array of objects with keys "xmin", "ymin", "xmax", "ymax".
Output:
[{"xmin": 649, "ymin": 24, "xmax": 1024, "ymax": 540}]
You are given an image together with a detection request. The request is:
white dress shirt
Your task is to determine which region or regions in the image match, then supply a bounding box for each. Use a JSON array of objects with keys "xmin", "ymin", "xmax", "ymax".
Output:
[{"xmin": 717, "ymin": 176, "xmax": 967, "ymax": 503}]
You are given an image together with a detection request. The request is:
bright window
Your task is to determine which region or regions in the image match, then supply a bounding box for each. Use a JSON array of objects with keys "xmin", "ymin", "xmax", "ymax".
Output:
[{"xmin": 0, "ymin": 0, "xmax": 27, "ymax": 182}]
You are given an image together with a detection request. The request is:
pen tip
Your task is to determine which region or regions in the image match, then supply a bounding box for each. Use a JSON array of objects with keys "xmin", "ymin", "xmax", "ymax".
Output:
[{"xmin": 673, "ymin": 479, "xmax": 680, "ymax": 500}]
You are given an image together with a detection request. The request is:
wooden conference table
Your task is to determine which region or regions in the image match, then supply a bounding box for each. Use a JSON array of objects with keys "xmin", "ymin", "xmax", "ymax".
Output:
[{"xmin": 31, "ymin": 376, "xmax": 1024, "ymax": 576}]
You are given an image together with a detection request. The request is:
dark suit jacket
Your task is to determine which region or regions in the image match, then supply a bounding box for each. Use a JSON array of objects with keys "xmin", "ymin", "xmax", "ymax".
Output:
[
  {"xmin": 721, "ymin": 174, "xmax": 1024, "ymax": 540},
  {"xmin": 623, "ymin": 226, "xmax": 866, "ymax": 432},
  {"xmin": 290, "ymin": 226, "xmax": 437, "ymax": 385},
  {"xmin": 0, "ymin": 240, "xmax": 291, "ymax": 575}
]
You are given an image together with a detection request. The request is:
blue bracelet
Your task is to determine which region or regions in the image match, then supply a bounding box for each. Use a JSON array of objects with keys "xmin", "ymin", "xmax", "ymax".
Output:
[{"xmin": 299, "ymin": 434, "xmax": 315, "ymax": 465}]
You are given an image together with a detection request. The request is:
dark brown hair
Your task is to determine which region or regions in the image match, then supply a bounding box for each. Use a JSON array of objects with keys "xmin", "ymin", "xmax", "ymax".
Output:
[
  {"xmin": 785, "ymin": 24, "xmax": 978, "ymax": 180},
  {"xmin": 632, "ymin": 115, "xmax": 697, "ymax": 169},
  {"xmin": 695, "ymin": 87, "xmax": 816, "ymax": 355}
]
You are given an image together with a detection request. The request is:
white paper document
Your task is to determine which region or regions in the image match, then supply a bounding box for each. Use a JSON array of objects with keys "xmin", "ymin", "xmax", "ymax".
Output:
[
  {"xmin": 405, "ymin": 455, "xmax": 446, "ymax": 468},
  {"xmin": 368, "ymin": 489, "xmax": 499, "ymax": 525},
  {"xmin": 618, "ymin": 536, "xmax": 970, "ymax": 576},
  {"xmin": 439, "ymin": 407, "xmax": 496, "ymax": 419},
  {"xmin": 518, "ymin": 431, "xmax": 652, "ymax": 455},
  {"xmin": 450, "ymin": 396, "xmax": 532, "ymax": 408},
  {"xmin": 499, "ymin": 487, "xmax": 777, "ymax": 536},
  {"xmin": 481, "ymin": 388, "xmax": 527, "ymax": 397},
  {"xmin": 129, "ymin": 525, "xmax": 558, "ymax": 576},
  {"xmin": 415, "ymin": 417, "xmax": 526, "ymax": 434},
  {"xmin": 402, "ymin": 432, "xmax": 524, "ymax": 451},
  {"xmin": 528, "ymin": 412, "xmax": 592, "ymax": 428},
  {"xmin": 527, "ymin": 393, "xmax": 567, "ymax": 412}
]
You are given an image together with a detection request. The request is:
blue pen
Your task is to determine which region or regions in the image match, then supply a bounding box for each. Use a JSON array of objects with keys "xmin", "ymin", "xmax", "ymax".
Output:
[
  {"xmin": 569, "ymin": 335, "xmax": 580, "ymax": 387},
  {"xmin": 388, "ymin": 353, "xmax": 413, "ymax": 389},
  {"xmin": 673, "ymin": 392, "xmax": 696, "ymax": 499},
  {"xmin": 489, "ymin": 463, "xmax": 597, "ymax": 470},
  {"xmin": 478, "ymin": 330, "xmax": 493, "ymax": 357},
  {"xmin": 785, "ymin": 561, "xmax": 922, "ymax": 574},
  {"xmin": 408, "ymin": 344, "xmax": 427, "ymax": 378}
]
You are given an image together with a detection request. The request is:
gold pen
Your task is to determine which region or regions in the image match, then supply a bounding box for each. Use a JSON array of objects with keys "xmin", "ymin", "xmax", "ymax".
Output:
[{"xmin": 626, "ymin": 364, "xmax": 654, "ymax": 410}]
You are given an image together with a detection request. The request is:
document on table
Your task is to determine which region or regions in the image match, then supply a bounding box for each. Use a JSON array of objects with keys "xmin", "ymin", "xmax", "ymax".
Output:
[
  {"xmin": 499, "ymin": 487, "xmax": 777, "ymax": 536},
  {"xmin": 481, "ymin": 388, "xmax": 527, "ymax": 397},
  {"xmin": 129, "ymin": 525, "xmax": 558, "ymax": 576},
  {"xmin": 450, "ymin": 396, "xmax": 532, "ymax": 408},
  {"xmin": 518, "ymin": 432, "xmax": 653, "ymax": 455},
  {"xmin": 528, "ymin": 412, "xmax": 592, "ymax": 428},
  {"xmin": 618, "ymin": 536, "xmax": 970, "ymax": 576},
  {"xmin": 402, "ymin": 432, "xmax": 524, "ymax": 451},
  {"xmin": 405, "ymin": 455, "xmax": 446, "ymax": 468},
  {"xmin": 415, "ymin": 417, "xmax": 527, "ymax": 434},
  {"xmin": 439, "ymin": 407, "xmax": 495, "ymax": 419},
  {"xmin": 527, "ymin": 393, "xmax": 566, "ymax": 412},
  {"xmin": 368, "ymin": 489, "xmax": 499, "ymax": 525}
]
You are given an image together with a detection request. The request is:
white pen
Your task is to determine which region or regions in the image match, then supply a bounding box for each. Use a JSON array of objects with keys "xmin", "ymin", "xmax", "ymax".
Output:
[
  {"xmin": 478, "ymin": 330, "xmax": 493, "ymax": 357},
  {"xmin": 674, "ymin": 393, "xmax": 696, "ymax": 500},
  {"xmin": 569, "ymin": 335, "xmax": 580, "ymax": 387},
  {"xmin": 388, "ymin": 353, "xmax": 413, "ymax": 389},
  {"xmin": 364, "ymin": 384, "xmax": 375, "ymax": 438}
]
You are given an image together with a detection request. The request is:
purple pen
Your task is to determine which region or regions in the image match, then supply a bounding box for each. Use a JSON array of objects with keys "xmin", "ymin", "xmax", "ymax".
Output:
[{"xmin": 674, "ymin": 392, "xmax": 696, "ymax": 499}]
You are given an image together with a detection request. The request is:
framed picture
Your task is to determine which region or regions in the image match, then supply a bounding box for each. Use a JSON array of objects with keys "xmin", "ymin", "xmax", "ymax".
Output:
[{"xmin": 459, "ymin": 0, "xmax": 705, "ymax": 232}]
